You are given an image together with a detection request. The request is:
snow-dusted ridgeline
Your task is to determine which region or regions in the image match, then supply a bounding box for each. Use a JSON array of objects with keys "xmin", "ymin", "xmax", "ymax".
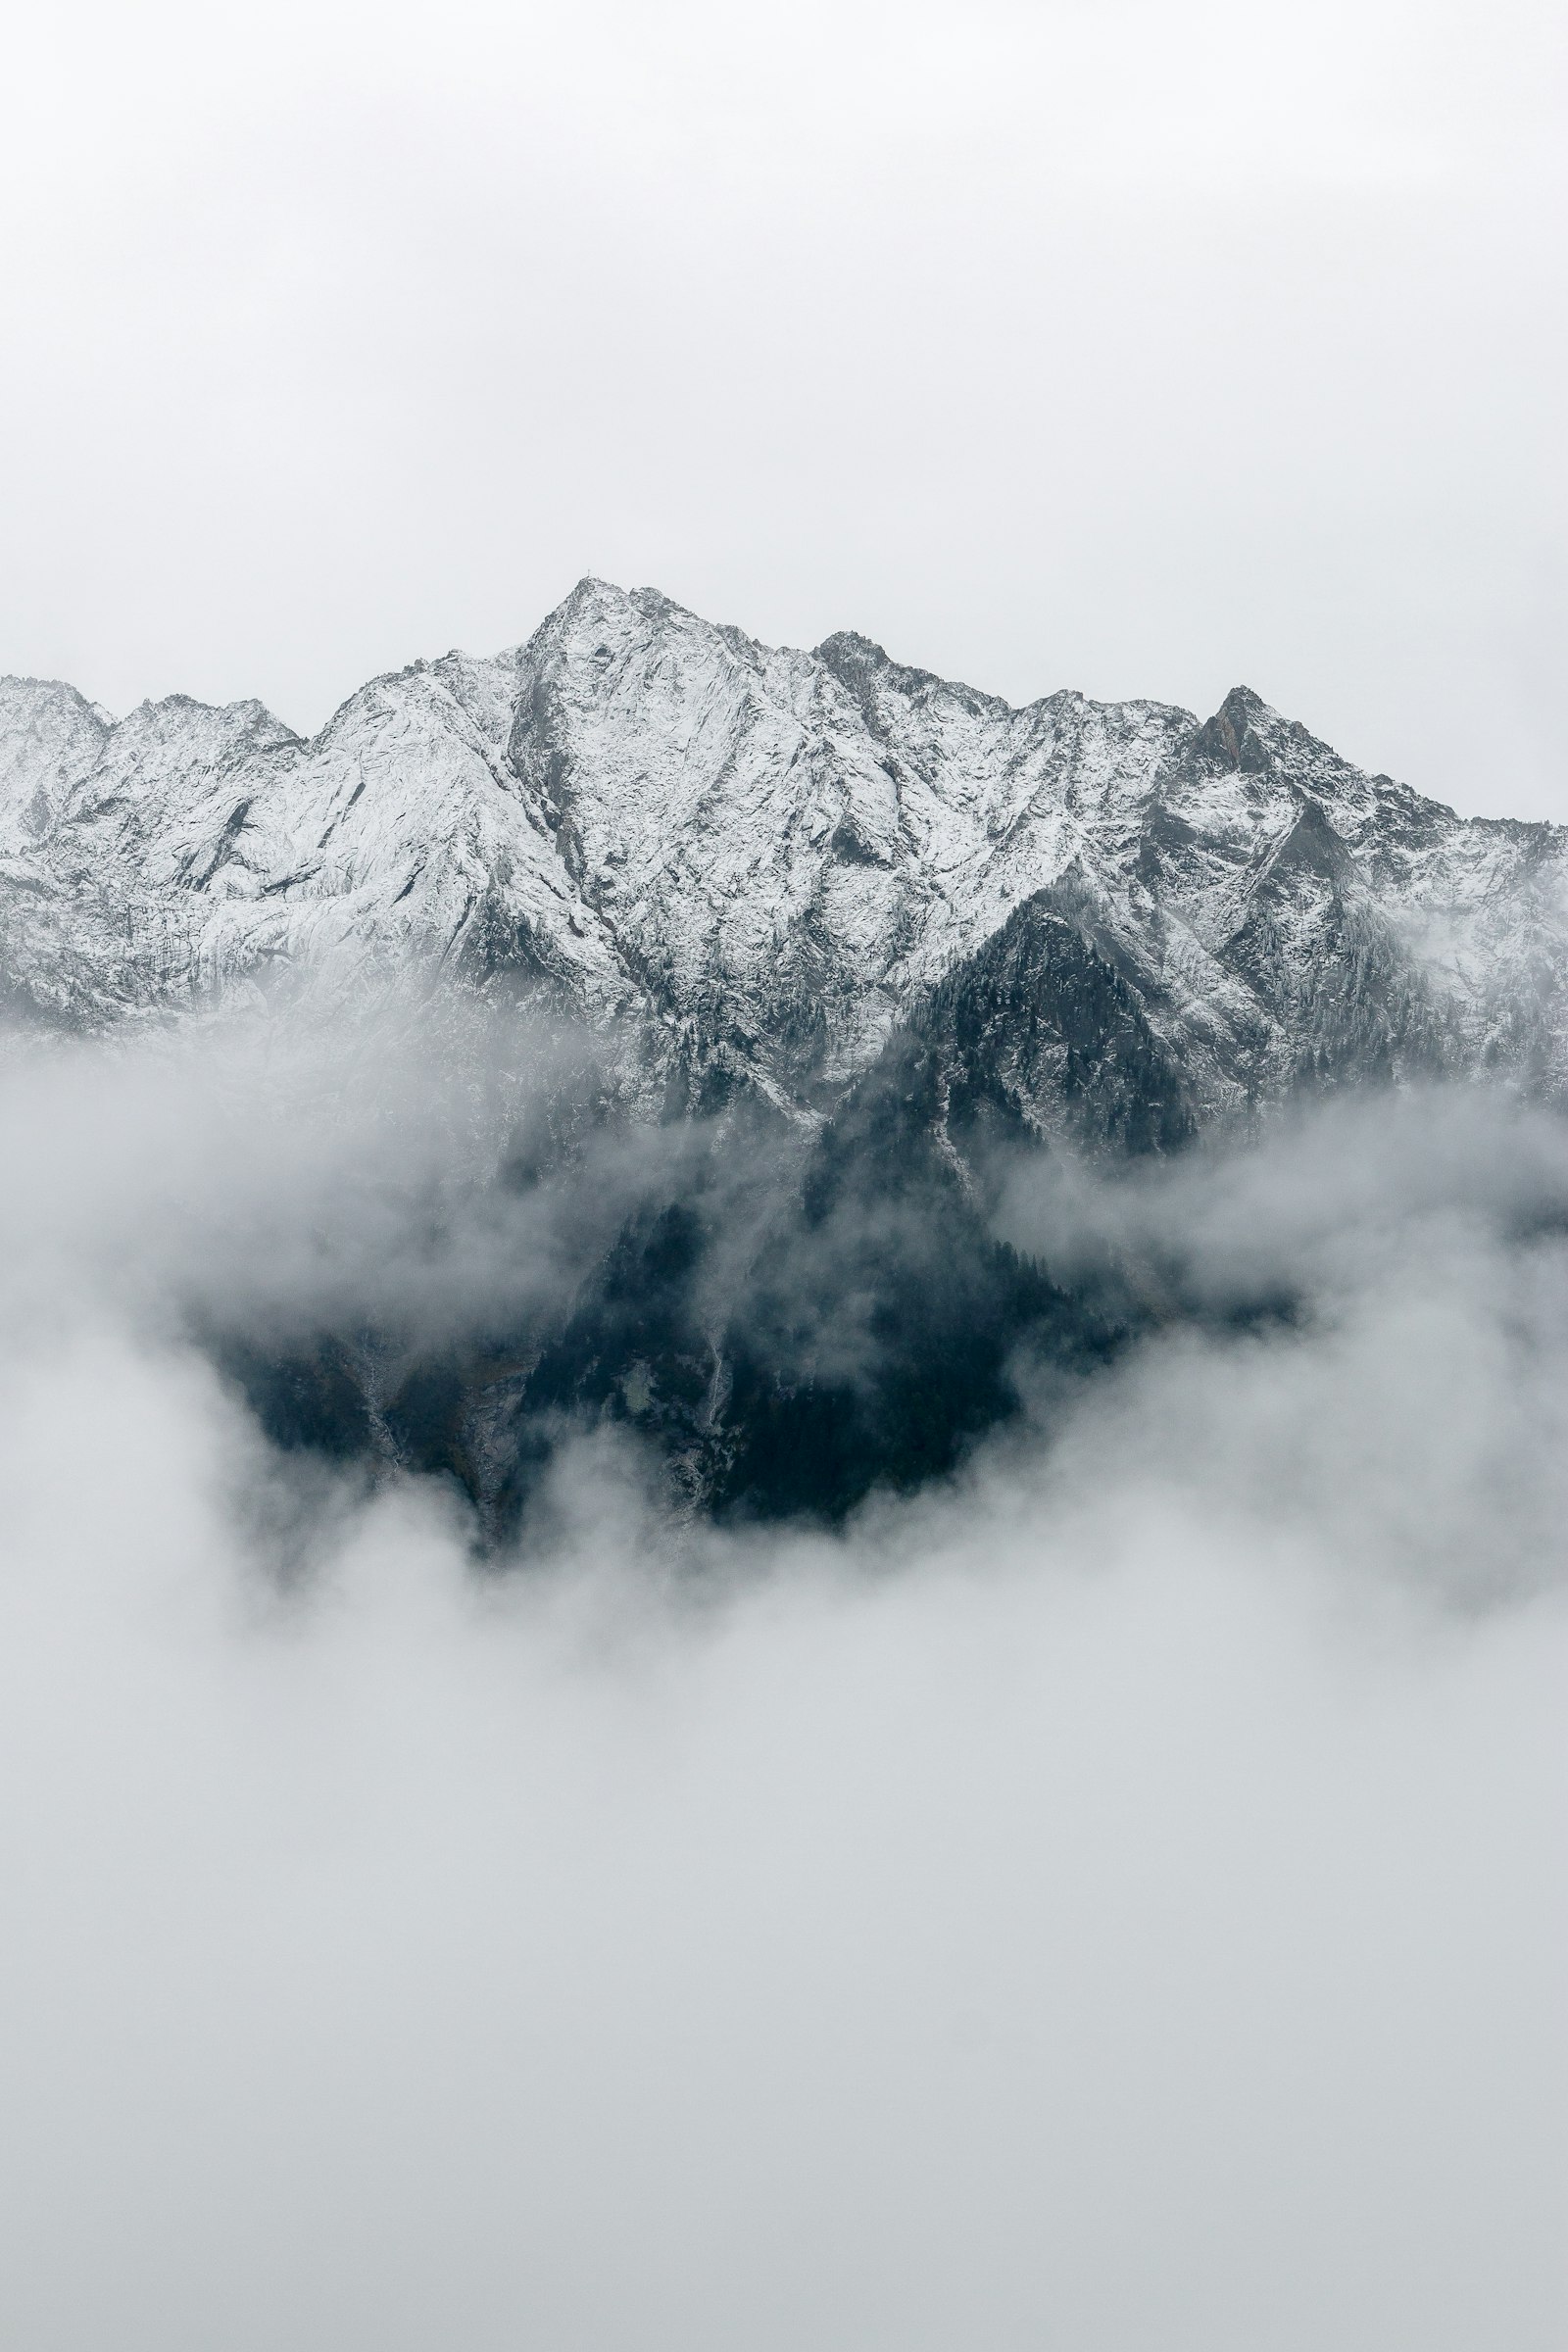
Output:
[{"xmin": 3, "ymin": 579, "xmax": 1564, "ymax": 1132}]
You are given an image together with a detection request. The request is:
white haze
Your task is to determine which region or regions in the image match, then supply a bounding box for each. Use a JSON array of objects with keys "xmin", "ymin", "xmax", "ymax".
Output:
[
  {"xmin": 0, "ymin": 1018, "xmax": 1564, "ymax": 2350},
  {"xmin": 2, "ymin": 0, "xmax": 1564, "ymax": 818}
]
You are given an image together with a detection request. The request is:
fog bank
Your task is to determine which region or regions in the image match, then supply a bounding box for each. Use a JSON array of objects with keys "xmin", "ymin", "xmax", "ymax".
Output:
[{"xmin": 0, "ymin": 1021, "xmax": 1563, "ymax": 2349}]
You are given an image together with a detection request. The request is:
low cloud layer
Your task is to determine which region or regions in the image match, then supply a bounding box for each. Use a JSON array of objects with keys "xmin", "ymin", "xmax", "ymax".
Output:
[{"xmin": 0, "ymin": 1016, "xmax": 1563, "ymax": 2350}]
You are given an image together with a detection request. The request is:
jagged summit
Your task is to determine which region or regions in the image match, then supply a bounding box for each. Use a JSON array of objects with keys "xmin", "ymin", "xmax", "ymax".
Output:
[
  {"xmin": 813, "ymin": 629, "xmax": 890, "ymax": 667},
  {"xmin": 1, "ymin": 581, "xmax": 1564, "ymax": 1130}
]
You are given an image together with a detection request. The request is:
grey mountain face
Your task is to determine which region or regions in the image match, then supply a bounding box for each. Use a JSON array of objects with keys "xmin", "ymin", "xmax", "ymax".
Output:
[{"xmin": 3, "ymin": 577, "xmax": 1565, "ymax": 1151}]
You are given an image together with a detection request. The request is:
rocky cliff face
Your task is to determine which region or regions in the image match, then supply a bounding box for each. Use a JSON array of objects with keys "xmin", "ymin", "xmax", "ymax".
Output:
[{"xmin": 5, "ymin": 578, "xmax": 1564, "ymax": 1142}]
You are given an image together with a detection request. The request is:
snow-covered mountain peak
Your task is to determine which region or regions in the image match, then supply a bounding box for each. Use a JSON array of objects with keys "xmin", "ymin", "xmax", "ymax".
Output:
[
  {"xmin": 2, "ymin": 585, "xmax": 1564, "ymax": 1123},
  {"xmin": 0, "ymin": 676, "xmax": 112, "ymax": 856}
]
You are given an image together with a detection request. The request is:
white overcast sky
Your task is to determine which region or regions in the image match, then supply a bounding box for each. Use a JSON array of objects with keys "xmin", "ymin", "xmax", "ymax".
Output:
[{"xmin": 3, "ymin": 0, "xmax": 1564, "ymax": 815}]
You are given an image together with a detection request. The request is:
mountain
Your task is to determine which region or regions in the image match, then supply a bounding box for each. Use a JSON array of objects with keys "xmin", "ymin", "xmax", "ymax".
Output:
[
  {"xmin": 4, "ymin": 578, "xmax": 1565, "ymax": 1143},
  {"xmin": 5, "ymin": 582, "xmax": 1566, "ymax": 1531}
]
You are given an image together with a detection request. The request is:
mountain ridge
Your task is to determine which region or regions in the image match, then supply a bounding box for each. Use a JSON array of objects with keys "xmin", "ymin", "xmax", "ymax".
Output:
[
  {"xmin": 8, "ymin": 582, "xmax": 1567, "ymax": 1525},
  {"xmin": 3, "ymin": 578, "xmax": 1565, "ymax": 1143}
]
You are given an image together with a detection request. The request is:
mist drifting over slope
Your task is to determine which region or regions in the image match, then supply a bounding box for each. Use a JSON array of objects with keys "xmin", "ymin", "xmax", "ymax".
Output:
[{"xmin": 0, "ymin": 1013, "xmax": 1564, "ymax": 2351}]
